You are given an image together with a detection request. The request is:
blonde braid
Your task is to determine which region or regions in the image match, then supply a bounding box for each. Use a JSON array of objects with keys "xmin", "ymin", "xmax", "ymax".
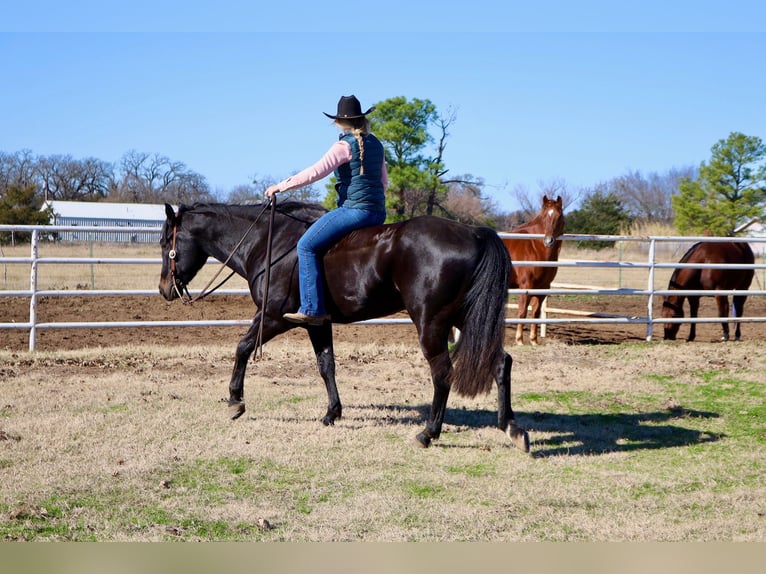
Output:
[
  {"xmin": 352, "ymin": 127, "xmax": 365, "ymax": 174},
  {"xmin": 337, "ymin": 118, "xmax": 370, "ymax": 174}
]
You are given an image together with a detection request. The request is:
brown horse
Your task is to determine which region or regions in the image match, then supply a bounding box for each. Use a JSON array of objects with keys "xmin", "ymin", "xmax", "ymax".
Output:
[
  {"xmin": 662, "ymin": 241, "xmax": 754, "ymax": 342},
  {"xmin": 502, "ymin": 195, "xmax": 565, "ymax": 345}
]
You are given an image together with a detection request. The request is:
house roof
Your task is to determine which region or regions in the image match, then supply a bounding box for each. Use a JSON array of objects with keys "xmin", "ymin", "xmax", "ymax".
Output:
[
  {"xmin": 43, "ymin": 200, "xmax": 171, "ymax": 221},
  {"xmin": 735, "ymin": 218, "xmax": 766, "ymax": 236}
]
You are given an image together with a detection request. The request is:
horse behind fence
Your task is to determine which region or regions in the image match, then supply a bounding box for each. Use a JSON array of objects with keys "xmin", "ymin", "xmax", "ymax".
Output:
[
  {"xmin": 502, "ymin": 195, "xmax": 565, "ymax": 345},
  {"xmin": 662, "ymin": 241, "xmax": 755, "ymax": 342}
]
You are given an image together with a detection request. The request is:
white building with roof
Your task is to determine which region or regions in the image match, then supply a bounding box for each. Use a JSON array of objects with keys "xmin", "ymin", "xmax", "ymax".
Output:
[{"xmin": 43, "ymin": 200, "xmax": 172, "ymax": 243}]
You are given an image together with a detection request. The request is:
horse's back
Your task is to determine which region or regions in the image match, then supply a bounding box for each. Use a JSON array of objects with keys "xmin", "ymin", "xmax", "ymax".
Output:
[
  {"xmin": 679, "ymin": 241, "xmax": 754, "ymax": 290},
  {"xmin": 323, "ymin": 216, "xmax": 504, "ymax": 321}
]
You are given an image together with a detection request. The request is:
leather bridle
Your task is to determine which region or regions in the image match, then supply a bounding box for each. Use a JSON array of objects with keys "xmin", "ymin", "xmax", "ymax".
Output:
[
  {"xmin": 167, "ymin": 222, "xmax": 193, "ymax": 302},
  {"xmin": 166, "ymin": 199, "xmax": 275, "ymax": 314}
]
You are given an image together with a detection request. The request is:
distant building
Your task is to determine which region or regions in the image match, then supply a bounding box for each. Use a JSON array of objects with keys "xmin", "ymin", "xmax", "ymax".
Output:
[
  {"xmin": 735, "ymin": 218, "xmax": 766, "ymax": 260},
  {"xmin": 43, "ymin": 200, "xmax": 172, "ymax": 243}
]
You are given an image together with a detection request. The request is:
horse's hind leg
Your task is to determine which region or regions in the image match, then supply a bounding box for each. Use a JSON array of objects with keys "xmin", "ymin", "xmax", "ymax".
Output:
[
  {"xmin": 732, "ymin": 295, "xmax": 747, "ymax": 341},
  {"xmin": 307, "ymin": 323, "xmax": 342, "ymax": 425},
  {"xmin": 715, "ymin": 295, "xmax": 731, "ymax": 341},
  {"xmin": 495, "ymin": 351, "xmax": 529, "ymax": 452},
  {"xmin": 415, "ymin": 350, "xmax": 452, "ymax": 448},
  {"xmin": 687, "ymin": 296, "xmax": 700, "ymax": 342},
  {"xmin": 413, "ymin": 324, "xmax": 453, "ymax": 447}
]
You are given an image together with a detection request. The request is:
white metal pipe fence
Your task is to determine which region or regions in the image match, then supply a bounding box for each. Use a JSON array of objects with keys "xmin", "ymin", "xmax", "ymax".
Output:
[{"xmin": 2, "ymin": 224, "xmax": 766, "ymax": 351}]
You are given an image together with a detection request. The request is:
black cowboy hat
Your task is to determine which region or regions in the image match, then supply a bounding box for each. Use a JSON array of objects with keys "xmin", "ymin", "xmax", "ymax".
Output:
[{"xmin": 323, "ymin": 95, "xmax": 375, "ymax": 119}]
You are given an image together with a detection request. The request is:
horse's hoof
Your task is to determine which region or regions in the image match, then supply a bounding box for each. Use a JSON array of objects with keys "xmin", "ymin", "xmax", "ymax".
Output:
[
  {"xmin": 228, "ymin": 402, "xmax": 246, "ymax": 420},
  {"xmin": 414, "ymin": 432, "xmax": 431, "ymax": 448},
  {"xmin": 321, "ymin": 416, "xmax": 335, "ymax": 426},
  {"xmin": 506, "ymin": 423, "xmax": 530, "ymax": 453}
]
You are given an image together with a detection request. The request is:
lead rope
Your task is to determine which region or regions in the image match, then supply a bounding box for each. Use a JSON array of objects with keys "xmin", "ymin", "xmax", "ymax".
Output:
[{"xmin": 254, "ymin": 196, "xmax": 277, "ymax": 360}]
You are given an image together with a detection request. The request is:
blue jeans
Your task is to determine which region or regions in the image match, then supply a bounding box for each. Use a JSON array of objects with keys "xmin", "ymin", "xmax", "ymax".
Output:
[{"xmin": 296, "ymin": 207, "xmax": 386, "ymax": 316}]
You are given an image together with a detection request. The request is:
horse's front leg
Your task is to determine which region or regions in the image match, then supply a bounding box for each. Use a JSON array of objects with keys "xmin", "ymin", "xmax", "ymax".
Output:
[
  {"xmin": 687, "ymin": 296, "xmax": 700, "ymax": 342},
  {"xmin": 228, "ymin": 313, "xmax": 285, "ymax": 420},
  {"xmin": 715, "ymin": 295, "xmax": 731, "ymax": 341},
  {"xmin": 307, "ymin": 323, "xmax": 342, "ymax": 425},
  {"xmin": 495, "ymin": 351, "xmax": 529, "ymax": 452},
  {"xmin": 515, "ymin": 293, "xmax": 529, "ymax": 345},
  {"xmin": 528, "ymin": 295, "xmax": 544, "ymax": 346}
]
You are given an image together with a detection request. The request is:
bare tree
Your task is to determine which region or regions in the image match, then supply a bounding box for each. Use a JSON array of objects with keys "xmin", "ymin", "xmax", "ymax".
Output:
[
  {"xmin": 113, "ymin": 150, "xmax": 213, "ymax": 204},
  {"xmin": 609, "ymin": 167, "xmax": 695, "ymax": 224},
  {"xmin": 512, "ymin": 178, "xmax": 576, "ymax": 219},
  {"xmin": 442, "ymin": 179, "xmax": 499, "ymax": 226},
  {"xmin": 0, "ymin": 150, "xmax": 38, "ymax": 196},
  {"xmin": 35, "ymin": 154, "xmax": 113, "ymax": 201}
]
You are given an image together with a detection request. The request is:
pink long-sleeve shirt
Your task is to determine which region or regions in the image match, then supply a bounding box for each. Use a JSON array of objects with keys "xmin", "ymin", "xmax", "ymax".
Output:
[{"xmin": 274, "ymin": 139, "xmax": 388, "ymax": 192}]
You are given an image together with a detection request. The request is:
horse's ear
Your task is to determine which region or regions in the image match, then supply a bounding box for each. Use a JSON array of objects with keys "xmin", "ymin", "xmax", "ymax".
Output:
[
  {"xmin": 164, "ymin": 203, "xmax": 176, "ymax": 222},
  {"xmin": 542, "ymin": 194, "xmax": 549, "ymax": 203},
  {"xmin": 556, "ymin": 196, "xmax": 562, "ymax": 206}
]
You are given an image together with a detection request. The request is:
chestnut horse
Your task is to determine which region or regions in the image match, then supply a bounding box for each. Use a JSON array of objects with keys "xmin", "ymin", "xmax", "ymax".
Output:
[
  {"xmin": 502, "ymin": 195, "xmax": 565, "ymax": 345},
  {"xmin": 158, "ymin": 202, "xmax": 529, "ymax": 451},
  {"xmin": 662, "ymin": 241, "xmax": 754, "ymax": 341}
]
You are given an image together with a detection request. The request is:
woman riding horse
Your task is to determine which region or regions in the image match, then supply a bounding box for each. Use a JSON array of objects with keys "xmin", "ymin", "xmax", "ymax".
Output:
[{"xmin": 265, "ymin": 95, "xmax": 387, "ymax": 326}]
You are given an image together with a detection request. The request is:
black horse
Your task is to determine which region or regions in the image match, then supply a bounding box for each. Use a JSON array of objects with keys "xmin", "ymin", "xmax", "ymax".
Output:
[{"xmin": 158, "ymin": 202, "xmax": 529, "ymax": 451}]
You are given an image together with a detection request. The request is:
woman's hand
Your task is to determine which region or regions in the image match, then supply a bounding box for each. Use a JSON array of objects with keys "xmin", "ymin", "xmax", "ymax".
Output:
[{"xmin": 264, "ymin": 185, "xmax": 280, "ymax": 198}]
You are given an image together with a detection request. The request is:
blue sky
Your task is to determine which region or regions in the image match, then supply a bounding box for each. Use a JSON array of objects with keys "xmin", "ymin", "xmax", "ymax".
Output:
[{"xmin": 2, "ymin": 3, "xmax": 765, "ymax": 212}]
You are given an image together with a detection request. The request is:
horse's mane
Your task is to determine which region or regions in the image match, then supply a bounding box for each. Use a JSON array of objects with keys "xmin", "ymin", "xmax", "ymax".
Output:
[
  {"xmin": 668, "ymin": 242, "xmax": 702, "ymax": 286},
  {"xmin": 179, "ymin": 201, "xmax": 327, "ymax": 222},
  {"xmin": 677, "ymin": 242, "xmax": 702, "ymax": 265}
]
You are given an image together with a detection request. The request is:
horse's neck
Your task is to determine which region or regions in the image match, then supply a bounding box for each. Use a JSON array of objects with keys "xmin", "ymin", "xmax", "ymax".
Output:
[
  {"xmin": 197, "ymin": 217, "xmax": 266, "ymax": 274},
  {"xmin": 512, "ymin": 218, "xmax": 538, "ymax": 233}
]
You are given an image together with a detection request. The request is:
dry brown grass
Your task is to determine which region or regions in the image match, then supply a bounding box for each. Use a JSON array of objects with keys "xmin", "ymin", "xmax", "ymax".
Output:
[{"xmin": 1, "ymin": 338, "xmax": 764, "ymax": 541}]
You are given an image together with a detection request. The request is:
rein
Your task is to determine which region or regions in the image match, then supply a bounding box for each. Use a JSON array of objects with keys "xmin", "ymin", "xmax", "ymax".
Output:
[{"xmin": 254, "ymin": 197, "xmax": 277, "ymax": 360}]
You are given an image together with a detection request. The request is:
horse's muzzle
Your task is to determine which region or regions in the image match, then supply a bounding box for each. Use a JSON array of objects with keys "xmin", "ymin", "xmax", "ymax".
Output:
[{"xmin": 158, "ymin": 277, "xmax": 180, "ymax": 301}]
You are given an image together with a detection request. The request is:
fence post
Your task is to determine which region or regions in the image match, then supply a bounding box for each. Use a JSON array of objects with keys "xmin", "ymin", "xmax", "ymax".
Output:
[
  {"xmin": 28, "ymin": 230, "xmax": 39, "ymax": 352},
  {"xmin": 646, "ymin": 238, "xmax": 656, "ymax": 342}
]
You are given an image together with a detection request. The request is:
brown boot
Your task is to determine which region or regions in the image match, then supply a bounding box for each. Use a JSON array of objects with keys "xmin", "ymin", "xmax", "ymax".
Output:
[{"xmin": 283, "ymin": 312, "xmax": 330, "ymax": 326}]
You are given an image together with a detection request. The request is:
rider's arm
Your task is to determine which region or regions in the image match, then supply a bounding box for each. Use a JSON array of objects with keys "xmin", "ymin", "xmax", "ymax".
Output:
[{"xmin": 272, "ymin": 140, "xmax": 352, "ymax": 193}]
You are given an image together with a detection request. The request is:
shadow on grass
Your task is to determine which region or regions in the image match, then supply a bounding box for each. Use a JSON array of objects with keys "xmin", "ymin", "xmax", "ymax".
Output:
[
  {"xmin": 353, "ymin": 403, "xmax": 722, "ymax": 457},
  {"xmin": 520, "ymin": 408, "xmax": 722, "ymax": 457}
]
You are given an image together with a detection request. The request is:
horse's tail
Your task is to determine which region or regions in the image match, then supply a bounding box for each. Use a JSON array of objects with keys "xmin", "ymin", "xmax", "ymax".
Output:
[{"xmin": 450, "ymin": 228, "xmax": 510, "ymax": 398}]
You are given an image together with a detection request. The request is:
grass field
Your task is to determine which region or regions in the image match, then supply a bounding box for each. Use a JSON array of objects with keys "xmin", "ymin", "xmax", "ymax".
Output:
[
  {"xmin": 1, "ymin": 239, "xmax": 765, "ymax": 541},
  {"xmin": 0, "ymin": 339, "xmax": 764, "ymax": 541}
]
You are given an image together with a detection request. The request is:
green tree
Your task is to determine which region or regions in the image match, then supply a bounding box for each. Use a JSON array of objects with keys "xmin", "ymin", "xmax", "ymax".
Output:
[
  {"xmin": 0, "ymin": 184, "xmax": 52, "ymax": 243},
  {"xmin": 672, "ymin": 132, "xmax": 766, "ymax": 235},
  {"xmin": 367, "ymin": 96, "xmax": 437, "ymax": 221},
  {"xmin": 324, "ymin": 96, "xmax": 486, "ymax": 223},
  {"xmin": 566, "ymin": 188, "xmax": 633, "ymax": 249}
]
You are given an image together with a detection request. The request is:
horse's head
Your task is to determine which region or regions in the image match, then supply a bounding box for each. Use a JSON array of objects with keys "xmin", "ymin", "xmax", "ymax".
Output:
[
  {"xmin": 540, "ymin": 195, "xmax": 565, "ymax": 248},
  {"xmin": 661, "ymin": 296, "xmax": 684, "ymax": 340},
  {"xmin": 158, "ymin": 204, "xmax": 209, "ymax": 301}
]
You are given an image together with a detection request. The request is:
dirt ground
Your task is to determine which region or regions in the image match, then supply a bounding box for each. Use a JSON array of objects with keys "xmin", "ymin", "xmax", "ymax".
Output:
[{"xmin": 2, "ymin": 292, "xmax": 766, "ymax": 352}]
